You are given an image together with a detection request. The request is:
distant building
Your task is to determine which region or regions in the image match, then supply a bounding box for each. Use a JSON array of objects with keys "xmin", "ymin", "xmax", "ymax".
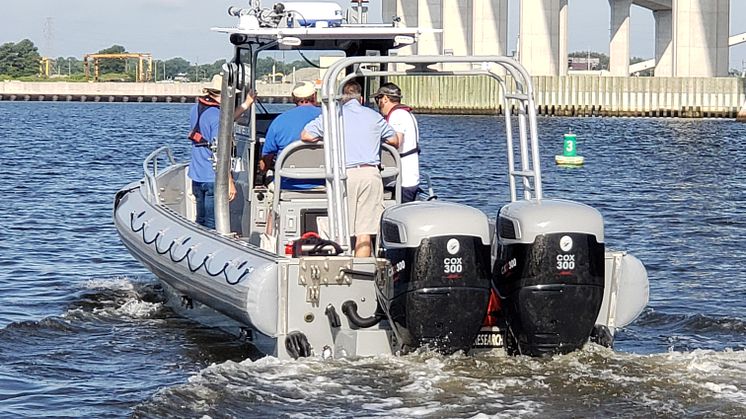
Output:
[
  {"xmin": 283, "ymin": 67, "xmax": 320, "ymax": 84},
  {"xmin": 568, "ymin": 57, "xmax": 600, "ymax": 71}
]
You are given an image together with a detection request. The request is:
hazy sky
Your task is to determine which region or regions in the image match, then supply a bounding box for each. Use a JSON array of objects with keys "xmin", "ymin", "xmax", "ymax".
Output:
[{"xmin": 2, "ymin": 0, "xmax": 745, "ymax": 70}]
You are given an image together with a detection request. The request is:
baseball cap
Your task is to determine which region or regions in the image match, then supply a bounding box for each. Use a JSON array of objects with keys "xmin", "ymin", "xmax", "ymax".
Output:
[{"xmin": 374, "ymin": 84, "xmax": 402, "ymax": 99}]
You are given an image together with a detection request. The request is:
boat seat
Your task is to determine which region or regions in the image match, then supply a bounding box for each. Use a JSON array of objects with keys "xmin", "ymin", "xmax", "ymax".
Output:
[
  {"xmin": 270, "ymin": 141, "xmax": 402, "ymax": 250},
  {"xmin": 273, "ymin": 142, "xmax": 327, "ymax": 207},
  {"xmin": 272, "ymin": 142, "xmax": 401, "ymax": 203},
  {"xmin": 278, "ymin": 188, "xmax": 326, "ymax": 201}
]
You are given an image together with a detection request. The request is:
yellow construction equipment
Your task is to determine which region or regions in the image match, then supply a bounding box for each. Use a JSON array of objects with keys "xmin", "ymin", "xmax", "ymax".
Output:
[
  {"xmin": 84, "ymin": 53, "xmax": 153, "ymax": 82},
  {"xmin": 39, "ymin": 57, "xmax": 53, "ymax": 78}
]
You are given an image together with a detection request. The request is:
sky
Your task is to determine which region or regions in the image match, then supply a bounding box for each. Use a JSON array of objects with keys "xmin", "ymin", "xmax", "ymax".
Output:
[{"xmin": 1, "ymin": 0, "xmax": 745, "ymax": 71}]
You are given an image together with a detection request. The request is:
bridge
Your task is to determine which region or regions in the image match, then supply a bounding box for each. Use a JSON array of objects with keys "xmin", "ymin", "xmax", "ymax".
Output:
[{"xmin": 382, "ymin": 0, "xmax": 743, "ymax": 77}]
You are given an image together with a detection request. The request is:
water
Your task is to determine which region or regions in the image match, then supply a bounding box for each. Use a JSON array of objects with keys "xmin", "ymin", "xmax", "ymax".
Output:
[{"xmin": 1, "ymin": 102, "xmax": 745, "ymax": 417}]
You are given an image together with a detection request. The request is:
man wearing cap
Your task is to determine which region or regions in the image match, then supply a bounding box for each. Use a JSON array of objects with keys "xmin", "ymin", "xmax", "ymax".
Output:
[
  {"xmin": 187, "ymin": 74, "xmax": 254, "ymax": 229},
  {"xmin": 300, "ymin": 80, "xmax": 398, "ymax": 257},
  {"xmin": 260, "ymin": 81, "xmax": 323, "ymax": 189},
  {"xmin": 374, "ymin": 82, "xmax": 421, "ymax": 203}
]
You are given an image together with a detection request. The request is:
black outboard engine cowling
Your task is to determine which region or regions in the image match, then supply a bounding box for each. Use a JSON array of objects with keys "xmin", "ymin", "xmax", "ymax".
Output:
[
  {"xmin": 493, "ymin": 199, "xmax": 605, "ymax": 357},
  {"xmin": 377, "ymin": 202, "xmax": 492, "ymax": 354}
]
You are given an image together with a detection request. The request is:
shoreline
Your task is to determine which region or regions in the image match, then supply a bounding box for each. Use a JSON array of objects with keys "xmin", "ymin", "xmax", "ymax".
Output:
[{"xmin": 2, "ymin": 77, "xmax": 745, "ymax": 119}]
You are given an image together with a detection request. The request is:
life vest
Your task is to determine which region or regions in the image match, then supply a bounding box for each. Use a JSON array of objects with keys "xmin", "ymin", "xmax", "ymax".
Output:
[
  {"xmin": 188, "ymin": 96, "xmax": 220, "ymax": 147},
  {"xmin": 385, "ymin": 104, "xmax": 420, "ymax": 157}
]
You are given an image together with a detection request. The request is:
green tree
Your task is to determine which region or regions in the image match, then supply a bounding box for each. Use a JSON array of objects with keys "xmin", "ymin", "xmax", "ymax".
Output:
[
  {"xmin": 164, "ymin": 57, "xmax": 191, "ymax": 80},
  {"xmin": 55, "ymin": 56, "xmax": 84, "ymax": 76},
  {"xmin": 0, "ymin": 39, "xmax": 42, "ymax": 77},
  {"xmin": 95, "ymin": 45, "xmax": 127, "ymax": 73},
  {"xmin": 202, "ymin": 59, "xmax": 226, "ymax": 81}
]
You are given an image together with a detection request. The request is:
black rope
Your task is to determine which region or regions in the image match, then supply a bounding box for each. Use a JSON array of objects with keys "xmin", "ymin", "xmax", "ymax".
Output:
[
  {"xmin": 169, "ymin": 237, "xmax": 192, "ymax": 263},
  {"xmin": 186, "ymin": 254, "xmax": 209, "ymax": 274},
  {"xmin": 129, "ymin": 211, "xmax": 253, "ymax": 286},
  {"xmin": 203, "ymin": 258, "xmax": 230, "ymax": 278}
]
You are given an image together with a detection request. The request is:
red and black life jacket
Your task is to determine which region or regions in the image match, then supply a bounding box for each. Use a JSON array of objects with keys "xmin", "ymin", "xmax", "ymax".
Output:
[
  {"xmin": 188, "ymin": 96, "xmax": 220, "ymax": 147},
  {"xmin": 385, "ymin": 104, "xmax": 420, "ymax": 157}
]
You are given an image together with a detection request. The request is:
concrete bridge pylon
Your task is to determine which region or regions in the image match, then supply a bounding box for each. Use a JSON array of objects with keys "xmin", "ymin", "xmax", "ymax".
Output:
[
  {"xmin": 605, "ymin": 0, "xmax": 730, "ymax": 77},
  {"xmin": 381, "ymin": 0, "xmax": 508, "ymax": 70},
  {"xmin": 382, "ymin": 0, "xmax": 733, "ymax": 77}
]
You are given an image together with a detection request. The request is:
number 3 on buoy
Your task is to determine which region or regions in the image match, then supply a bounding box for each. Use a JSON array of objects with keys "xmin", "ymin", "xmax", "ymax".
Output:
[{"xmin": 555, "ymin": 132, "xmax": 585, "ymax": 166}]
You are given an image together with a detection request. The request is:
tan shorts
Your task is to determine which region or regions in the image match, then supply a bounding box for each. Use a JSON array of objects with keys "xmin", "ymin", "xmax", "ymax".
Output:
[{"xmin": 346, "ymin": 166, "xmax": 384, "ymax": 236}]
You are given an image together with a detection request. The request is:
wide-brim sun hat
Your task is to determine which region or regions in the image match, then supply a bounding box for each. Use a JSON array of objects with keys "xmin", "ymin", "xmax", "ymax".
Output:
[
  {"xmin": 203, "ymin": 74, "xmax": 223, "ymax": 94},
  {"xmin": 203, "ymin": 74, "xmax": 239, "ymax": 95},
  {"xmin": 292, "ymin": 81, "xmax": 316, "ymax": 98}
]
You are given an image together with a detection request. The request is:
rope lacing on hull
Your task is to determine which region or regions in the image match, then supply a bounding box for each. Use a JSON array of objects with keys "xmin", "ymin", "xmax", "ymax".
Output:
[{"xmin": 129, "ymin": 211, "xmax": 253, "ymax": 285}]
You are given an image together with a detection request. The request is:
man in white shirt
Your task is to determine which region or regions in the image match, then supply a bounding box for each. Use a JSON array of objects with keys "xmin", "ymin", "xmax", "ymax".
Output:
[{"xmin": 374, "ymin": 83, "xmax": 421, "ymax": 203}]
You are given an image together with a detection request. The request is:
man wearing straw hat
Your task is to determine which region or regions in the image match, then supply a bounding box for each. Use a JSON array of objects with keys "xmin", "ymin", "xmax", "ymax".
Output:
[{"xmin": 187, "ymin": 74, "xmax": 254, "ymax": 229}]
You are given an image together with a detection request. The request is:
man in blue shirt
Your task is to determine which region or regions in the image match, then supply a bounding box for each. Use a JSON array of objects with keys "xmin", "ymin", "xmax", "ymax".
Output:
[
  {"xmin": 301, "ymin": 80, "xmax": 397, "ymax": 257},
  {"xmin": 188, "ymin": 74, "xmax": 254, "ymax": 229},
  {"xmin": 261, "ymin": 81, "xmax": 323, "ymax": 189}
]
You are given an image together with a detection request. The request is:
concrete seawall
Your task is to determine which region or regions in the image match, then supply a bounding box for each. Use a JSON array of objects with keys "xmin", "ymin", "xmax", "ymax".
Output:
[
  {"xmin": 2, "ymin": 77, "xmax": 745, "ymax": 118},
  {"xmin": 738, "ymin": 100, "xmax": 746, "ymax": 122},
  {"xmin": 0, "ymin": 81, "xmax": 294, "ymax": 104},
  {"xmin": 391, "ymin": 75, "xmax": 746, "ymax": 118}
]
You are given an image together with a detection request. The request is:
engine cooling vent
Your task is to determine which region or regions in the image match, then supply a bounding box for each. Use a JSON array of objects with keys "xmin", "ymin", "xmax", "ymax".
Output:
[
  {"xmin": 381, "ymin": 221, "xmax": 403, "ymax": 244},
  {"xmin": 498, "ymin": 217, "xmax": 517, "ymax": 239}
]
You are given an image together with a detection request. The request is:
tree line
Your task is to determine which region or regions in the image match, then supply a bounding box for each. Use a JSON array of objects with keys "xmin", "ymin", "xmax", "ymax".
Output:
[{"xmin": 0, "ymin": 39, "xmax": 315, "ymax": 82}]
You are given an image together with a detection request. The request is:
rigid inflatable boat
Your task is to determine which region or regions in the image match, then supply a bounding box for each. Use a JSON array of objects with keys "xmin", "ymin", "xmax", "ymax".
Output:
[{"xmin": 114, "ymin": 1, "xmax": 649, "ymax": 359}]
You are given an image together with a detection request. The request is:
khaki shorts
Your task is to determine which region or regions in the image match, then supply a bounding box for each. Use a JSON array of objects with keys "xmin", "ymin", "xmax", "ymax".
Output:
[{"xmin": 346, "ymin": 166, "xmax": 384, "ymax": 236}]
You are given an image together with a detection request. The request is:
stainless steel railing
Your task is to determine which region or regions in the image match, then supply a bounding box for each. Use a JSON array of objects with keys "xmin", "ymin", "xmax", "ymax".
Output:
[{"xmin": 142, "ymin": 146, "xmax": 177, "ymax": 203}]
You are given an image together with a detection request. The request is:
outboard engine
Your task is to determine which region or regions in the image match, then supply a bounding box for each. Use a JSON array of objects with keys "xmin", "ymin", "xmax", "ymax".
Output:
[
  {"xmin": 377, "ymin": 202, "xmax": 492, "ymax": 354},
  {"xmin": 493, "ymin": 199, "xmax": 605, "ymax": 357}
]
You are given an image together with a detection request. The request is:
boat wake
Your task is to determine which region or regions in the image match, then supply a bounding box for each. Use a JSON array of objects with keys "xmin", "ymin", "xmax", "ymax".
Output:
[
  {"xmin": 0, "ymin": 276, "xmax": 252, "ymax": 417},
  {"xmin": 132, "ymin": 345, "xmax": 746, "ymax": 418},
  {"xmin": 0, "ymin": 276, "xmax": 164, "ymax": 337},
  {"xmin": 637, "ymin": 309, "xmax": 746, "ymax": 335},
  {"xmin": 630, "ymin": 309, "xmax": 746, "ymax": 352},
  {"xmin": 66, "ymin": 276, "xmax": 166, "ymax": 320}
]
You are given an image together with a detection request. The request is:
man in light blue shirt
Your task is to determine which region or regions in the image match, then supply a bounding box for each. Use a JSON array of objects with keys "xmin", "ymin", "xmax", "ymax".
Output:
[{"xmin": 301, "ymin": 80, "xmax": 398, "ymax": 257}]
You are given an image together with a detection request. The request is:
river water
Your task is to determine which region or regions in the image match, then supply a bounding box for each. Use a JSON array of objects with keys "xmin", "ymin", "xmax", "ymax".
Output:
[{"xmin": 1, "ymin": 102, "xmax": 745, "ymax": 418}]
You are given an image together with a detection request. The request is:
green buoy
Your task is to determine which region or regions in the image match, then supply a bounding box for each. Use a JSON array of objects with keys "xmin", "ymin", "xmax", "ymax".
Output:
[{"xmin": 555, "ymin": 132, "xmax": 584, "ymax": 166}]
